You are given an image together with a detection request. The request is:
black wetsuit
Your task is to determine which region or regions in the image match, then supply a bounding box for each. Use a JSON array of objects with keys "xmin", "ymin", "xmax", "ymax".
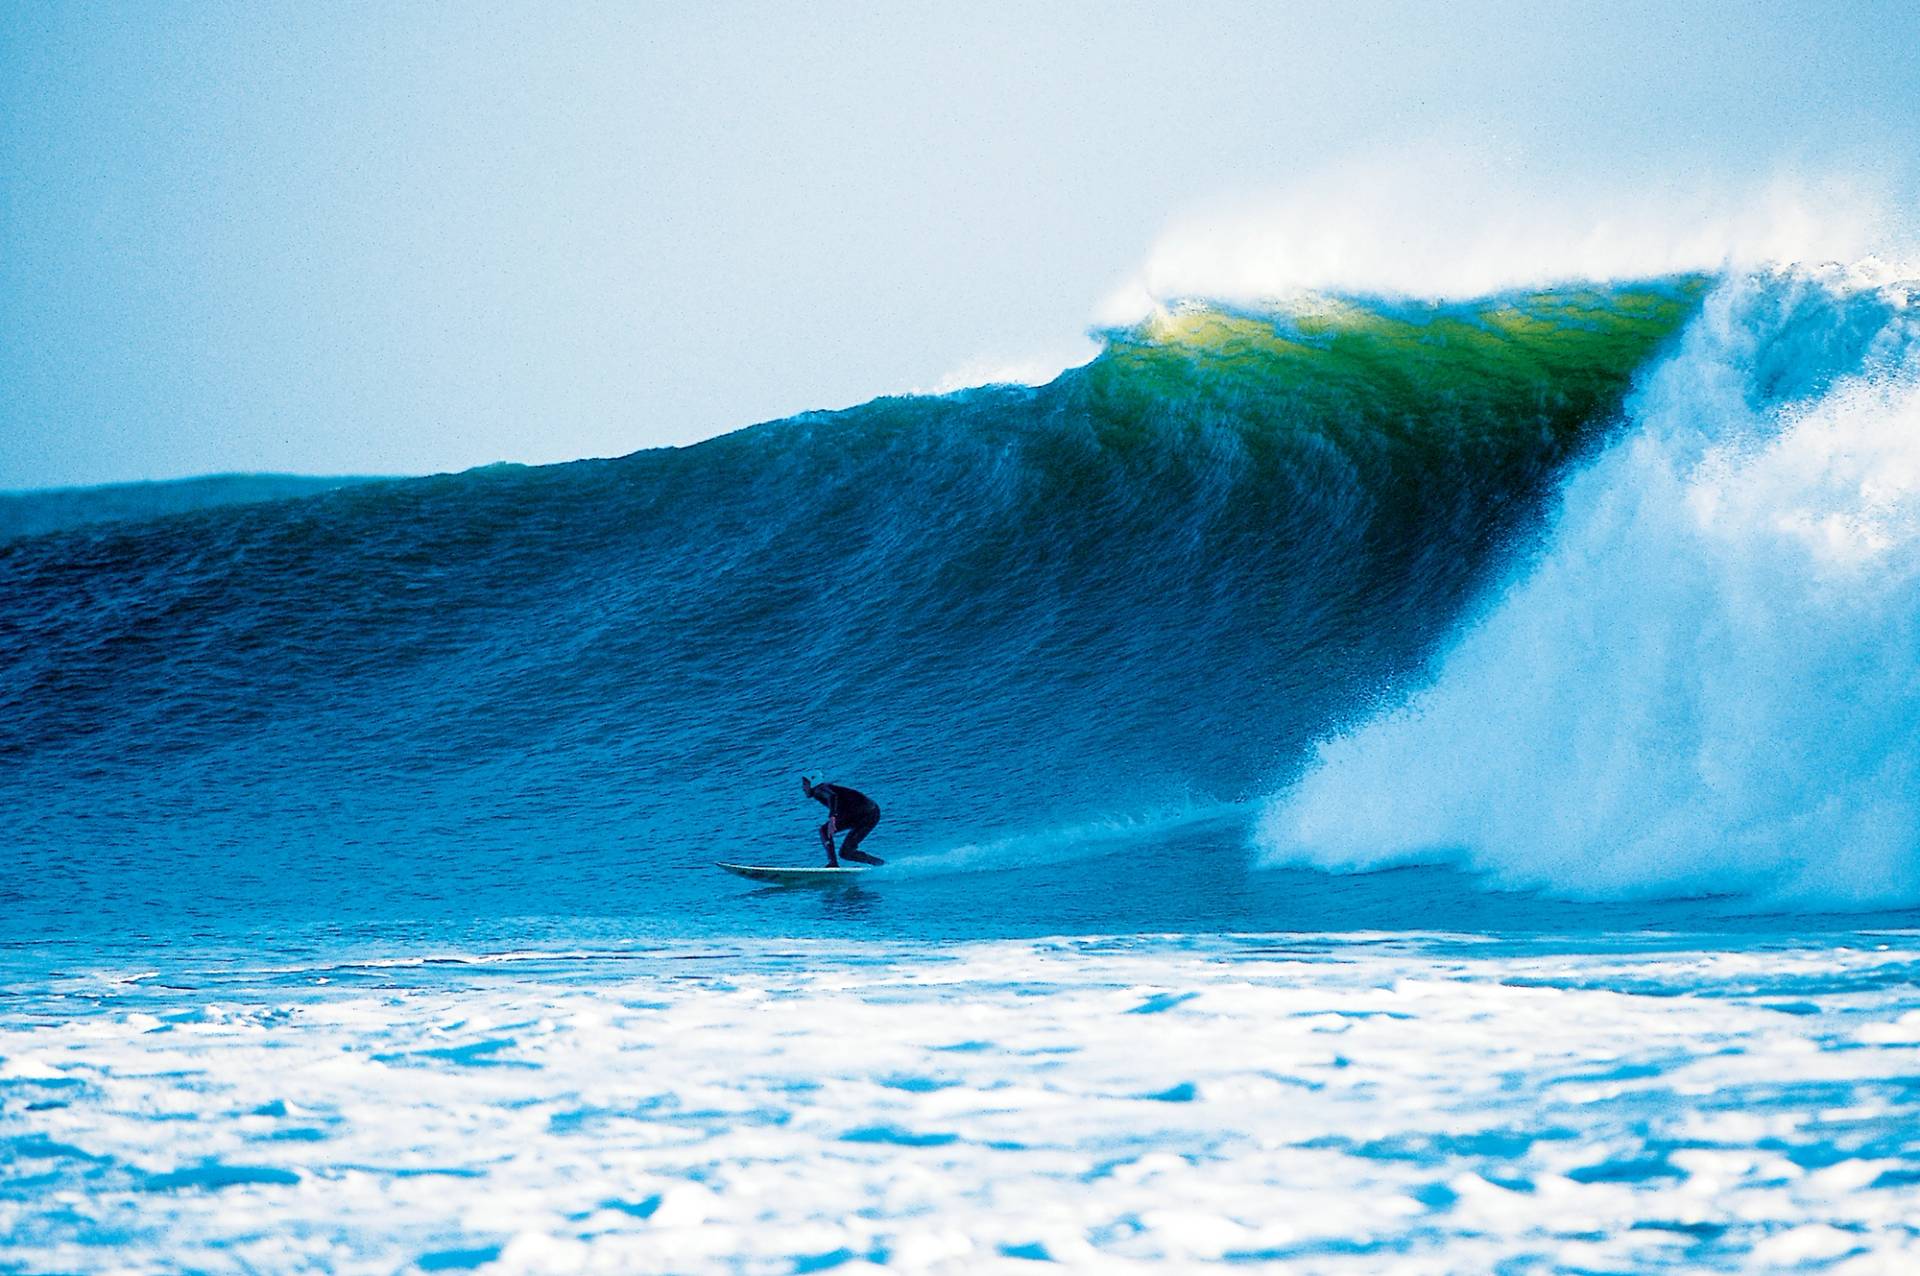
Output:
[{"xmin": 809, "ymin": 783, "xmax": 883, "ymax": 865}]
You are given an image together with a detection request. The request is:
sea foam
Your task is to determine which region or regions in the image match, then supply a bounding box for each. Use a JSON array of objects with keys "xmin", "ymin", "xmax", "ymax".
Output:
[{"xmin": 4, "ymin": 937, "xmax": 1918, "ymax": 1273}]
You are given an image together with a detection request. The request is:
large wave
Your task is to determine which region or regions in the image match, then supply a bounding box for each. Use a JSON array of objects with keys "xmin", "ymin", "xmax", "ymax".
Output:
[
  {"xmin": 0, "ymin": 283, "xmax": 1699, "ymax": 935},
  {"xmin": 1261, "ymin": 268, "xmax": 1920, "ymax": 908}
]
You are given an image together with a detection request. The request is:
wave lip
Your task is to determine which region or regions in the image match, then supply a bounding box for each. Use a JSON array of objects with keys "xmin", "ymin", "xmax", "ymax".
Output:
[{"xmin": 1259, "ymin": 268, "xmax": 1920, "ymax": 911}]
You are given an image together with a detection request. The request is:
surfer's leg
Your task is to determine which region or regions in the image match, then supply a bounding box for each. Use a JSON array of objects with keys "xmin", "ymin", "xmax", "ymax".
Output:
[
  {"xmin": 839, "ymin": 809, "xmax": 883, "ymax": 865},
  {"xmin": 819, "ymin": 821, "xmax": 839, "ymax": 867}
]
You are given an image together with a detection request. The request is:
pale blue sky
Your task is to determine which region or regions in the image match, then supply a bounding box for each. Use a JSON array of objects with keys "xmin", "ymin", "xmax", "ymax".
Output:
[{"xmin": 4, "ymin": 1, "xmax": 1917, "ymax": 487}]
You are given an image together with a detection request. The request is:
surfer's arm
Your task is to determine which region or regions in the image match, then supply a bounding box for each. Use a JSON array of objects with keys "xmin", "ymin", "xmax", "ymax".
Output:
[{"xmin": 809, "ymin": 782, "xmax": 839, "ymax": 819}]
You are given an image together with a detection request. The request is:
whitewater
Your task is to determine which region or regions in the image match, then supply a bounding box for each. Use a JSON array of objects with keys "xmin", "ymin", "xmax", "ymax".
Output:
[
  {"xmin": 1264, "ymin": 268, "xmax": 1920, "ymax": 908},
  {"xmin": 4, "ymin": 266, "xmax": 1920, "ymax": 1271}
]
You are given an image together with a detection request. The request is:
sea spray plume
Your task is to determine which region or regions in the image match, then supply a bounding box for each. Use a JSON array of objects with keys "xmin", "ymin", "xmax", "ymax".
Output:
[
  {"xmin": 1261, "ymin": 267, "xmax": 1920, "ymax": 908},
  {"xmin": 1099, "ymin": 158, "xmax": 1903, "ymax": 320}
]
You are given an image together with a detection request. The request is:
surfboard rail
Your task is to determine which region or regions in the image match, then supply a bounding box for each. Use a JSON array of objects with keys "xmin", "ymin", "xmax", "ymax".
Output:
[{"xmin": 716, "ymin": 861, "xmax": 872, "ymax": 884}]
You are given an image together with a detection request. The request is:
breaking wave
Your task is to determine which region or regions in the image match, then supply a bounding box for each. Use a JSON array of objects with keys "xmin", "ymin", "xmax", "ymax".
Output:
[
  {"xmin": 1261, "ymin": 268, "xmax": 1920, "ymax": 909},
  {"xmin": 9, "ymin": 270, "xmax": 1915, "ymax": 931}
]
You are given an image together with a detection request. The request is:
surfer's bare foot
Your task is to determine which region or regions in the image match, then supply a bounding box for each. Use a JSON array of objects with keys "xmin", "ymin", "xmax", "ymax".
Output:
[{"xmin": 842, "ymin": 850, "xmax": 884, "ymax": 866}]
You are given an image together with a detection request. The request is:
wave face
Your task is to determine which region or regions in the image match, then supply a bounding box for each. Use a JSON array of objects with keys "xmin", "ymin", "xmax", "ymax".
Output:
[
  {"xmin": 0, "ymin": 280, "xmax": 1779, "ymax": 939},
  {"xmin": 1262, "ymin": 270, "xmax": 1920, "ymax": 909}
]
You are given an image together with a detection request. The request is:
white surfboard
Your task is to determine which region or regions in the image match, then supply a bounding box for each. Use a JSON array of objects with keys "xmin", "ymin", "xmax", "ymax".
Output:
[{"xmin": 716, "ymin": 861, "xmax": 872, "ymax": 884}]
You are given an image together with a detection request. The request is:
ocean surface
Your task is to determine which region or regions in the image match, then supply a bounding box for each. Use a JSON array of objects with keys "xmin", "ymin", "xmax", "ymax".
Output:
[{"xmin": 5, "ymin": 268, "xmax": 1920, "ymax": 1271}]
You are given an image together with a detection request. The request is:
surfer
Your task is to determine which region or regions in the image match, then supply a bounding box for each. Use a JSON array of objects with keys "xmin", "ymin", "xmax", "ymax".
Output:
[{"xmin": 803, "ymin": 777, "xmax": 884, "ymax": 867}]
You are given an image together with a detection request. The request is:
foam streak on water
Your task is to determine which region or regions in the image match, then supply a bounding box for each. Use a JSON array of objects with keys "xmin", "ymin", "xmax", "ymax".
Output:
[{"xmin": 4, "ymin": 934, "xmax": 1919, "ymax": 1273}]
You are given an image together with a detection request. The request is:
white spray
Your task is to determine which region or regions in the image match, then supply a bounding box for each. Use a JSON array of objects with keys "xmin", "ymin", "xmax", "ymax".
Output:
[{"xmin": 1260, "ymin": 268, "xmax": 1920, "ymax": 908}]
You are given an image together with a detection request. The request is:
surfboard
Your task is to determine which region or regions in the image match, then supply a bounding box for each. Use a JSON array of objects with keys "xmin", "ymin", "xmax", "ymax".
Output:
[{"xmin": 716, "ymin": 861, "xmax": 871, "ymax": 884}]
